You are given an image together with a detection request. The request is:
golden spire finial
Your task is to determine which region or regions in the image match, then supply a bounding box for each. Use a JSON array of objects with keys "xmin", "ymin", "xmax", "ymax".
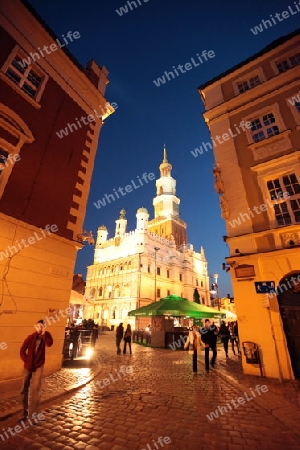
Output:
[
  {"xmin": 163, "ymin": 144, "xmax": 168, "ymax": 163},
  {"xmin": 119, "ymin": 208, "xmax": 126, "ymax": 219}
]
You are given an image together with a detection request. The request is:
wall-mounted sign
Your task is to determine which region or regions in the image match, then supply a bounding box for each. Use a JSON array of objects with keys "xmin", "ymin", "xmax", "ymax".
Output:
[
  {"xmin": 235, "ymin": 264, "xmax": 255, "ymax": 278},
  {"xmin": 254, "ymin": 281, "xmax": 276, "ymax": 294}
]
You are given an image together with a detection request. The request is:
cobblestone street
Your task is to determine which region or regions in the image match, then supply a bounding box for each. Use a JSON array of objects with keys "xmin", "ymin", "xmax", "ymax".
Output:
[{"xmin": 0, "ymin": 333, "xmax": 299, "ymax": 450}]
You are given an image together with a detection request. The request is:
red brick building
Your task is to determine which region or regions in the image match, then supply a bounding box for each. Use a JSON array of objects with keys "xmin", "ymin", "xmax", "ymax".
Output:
[{"xmin": 0, "ymin": 0, "xmax": 114, "ymax": 380}]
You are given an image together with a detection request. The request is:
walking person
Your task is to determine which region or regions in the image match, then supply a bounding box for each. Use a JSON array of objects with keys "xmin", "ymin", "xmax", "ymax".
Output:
[
  {"xmin": 229, "ymin": 321, "xmax": 240, "ymax": 355},
  {"xmin": 200, "ymin": 319, "xmax": 217, "ymax": 371},
  {"xmin": 184, "ymin": 325, "xmax": 202, "ymax": 374},
  {"xmin": 123, "ymin": 324, "xmax": 132, "ymax": 354},
  {"xmin": 219, "ymin": 321, "xmax": 230, "ymax": 357},
  {"xmin": 20, "ymin": 319, "xmax": 53, "ymax": 420},
  {"xmin": 116, "ymin": 322, "xmax": 124, "ymax": 355}
]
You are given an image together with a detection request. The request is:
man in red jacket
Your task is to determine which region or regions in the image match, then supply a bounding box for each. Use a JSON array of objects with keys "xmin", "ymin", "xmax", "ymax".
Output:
[{"xmin": 20, "ymin": 319, "xmax": 53, "ymax": 420}]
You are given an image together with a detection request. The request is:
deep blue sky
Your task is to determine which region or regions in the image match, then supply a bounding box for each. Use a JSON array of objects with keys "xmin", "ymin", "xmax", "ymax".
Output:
[{"xmin": 29, "ymin": 0, "xmax": 299, "ymax": 297}]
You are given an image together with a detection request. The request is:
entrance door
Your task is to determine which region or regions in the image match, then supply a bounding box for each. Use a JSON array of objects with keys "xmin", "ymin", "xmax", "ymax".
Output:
[
  {"xmin": 277, "ymin": 273, "xmax": 300, "ymax": 379},
  {"xmin": 280, "ymin": 304, "xmax": 300, "ymax": 378}
]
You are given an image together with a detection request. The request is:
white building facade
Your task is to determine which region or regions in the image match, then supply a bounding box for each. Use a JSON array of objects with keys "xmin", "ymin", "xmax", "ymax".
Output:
[{"xmin": 85, "ymin": 150, "xmax": 210, "ymax": 328}]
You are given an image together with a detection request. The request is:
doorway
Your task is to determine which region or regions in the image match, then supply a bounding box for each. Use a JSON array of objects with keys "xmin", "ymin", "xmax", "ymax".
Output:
[{"xmin": 277, "ymin": 272, "xmax": 300, "ymax": 379}]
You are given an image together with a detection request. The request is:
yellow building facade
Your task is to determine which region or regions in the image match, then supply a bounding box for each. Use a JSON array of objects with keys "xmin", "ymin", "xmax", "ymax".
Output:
[{"xmin": 198, "ymin": 30, "xmax": 300, "ymax": 379}]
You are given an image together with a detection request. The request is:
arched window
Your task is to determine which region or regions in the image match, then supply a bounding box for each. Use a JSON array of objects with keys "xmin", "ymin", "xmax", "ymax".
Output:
[
  {"xmin": 111, "ymin": 307, "xmax": 117, "ymax": 319},
  {"xmin": 114, "ymin": 285, "xmax": 120, "ymax": 298},
  {"xmin": 123, "ymin": 284, "xmax": 130, "ymax": 297},
  {"xmin": 99, "ymin": 287, "xmax": 103, "ymax": 297},
  {"xmin": 121, "ymin": 307, "xmax": 128, "ymax": 319},
  {"xmin": 90, "ymin": 288, "xmax": 96, "ymax": 299}
]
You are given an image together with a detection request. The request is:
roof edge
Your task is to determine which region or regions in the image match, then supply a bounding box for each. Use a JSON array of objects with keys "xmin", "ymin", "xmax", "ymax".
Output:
[{"xmin": 197, "ymin": 28, "xmax": 300, "ymax": 91}]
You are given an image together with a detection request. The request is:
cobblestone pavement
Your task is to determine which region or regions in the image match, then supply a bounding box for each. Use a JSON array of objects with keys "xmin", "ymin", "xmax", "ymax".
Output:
[
  {"xmin": 0, "ymin": 340, "xmax": 104, "ymax": 419},
  {"xmin": 0, "ymin": 333, "xmax": 299, "ymax": 450}
]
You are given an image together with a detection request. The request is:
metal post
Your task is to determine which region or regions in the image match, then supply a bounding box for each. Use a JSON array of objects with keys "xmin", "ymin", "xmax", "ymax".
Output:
[
  {"xmin": 154, "ymin": 247, "xmax": 160, "ymax": 302},
  {"xmin": 267, "ymin": 306, "xmax": 283, "ymax": 383},
  {"xmin": 213, "ymin": 273, "xmax": 219, "ymax": 311}
]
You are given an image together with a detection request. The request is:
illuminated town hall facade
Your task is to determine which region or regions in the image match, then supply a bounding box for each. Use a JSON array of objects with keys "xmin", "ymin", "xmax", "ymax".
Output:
[{"xmin": 85, "ymin": 150, "xmax": 210, "ymax": 328}]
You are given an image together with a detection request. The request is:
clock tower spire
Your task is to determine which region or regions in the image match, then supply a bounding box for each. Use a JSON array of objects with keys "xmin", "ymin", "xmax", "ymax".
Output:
[{"xmin": 148, "ymin": 146, "xmax": 187, "ymax": 248}]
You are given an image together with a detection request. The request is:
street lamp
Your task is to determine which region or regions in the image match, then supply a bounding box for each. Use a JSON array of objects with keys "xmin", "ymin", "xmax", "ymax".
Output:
[
  {"xmin": 154, "ymin": 247, "xmax": 160, "ymax": 302},
  {"xmin": 210, "ymin": 273, "xmax": 220, "ymax": 310}
]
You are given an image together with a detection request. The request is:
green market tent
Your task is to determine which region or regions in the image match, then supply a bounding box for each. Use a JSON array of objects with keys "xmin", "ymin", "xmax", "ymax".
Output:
[{"xmin": 128, "ymin": 294, "xmax": 225, "ymax": 319}]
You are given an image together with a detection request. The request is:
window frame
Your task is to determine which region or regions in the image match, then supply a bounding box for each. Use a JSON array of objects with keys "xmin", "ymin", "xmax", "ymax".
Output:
[
  {"xmin": 0, "ymin": 45, "xmax": 48, "ymax": 108},
  {"xmin": 266, "ymin": 173, "xmax": 300, "ymax": 227},
  {"xmin": 271, "ymin": 49, "xmax": 300, "ymax": 75},
  {"xmin": 233, "ymin": 68, "xmax": 265, "ymax": 97},
  {"xmin": 244, "ymin": 103, "xmax": 286, "ymax": 146}
]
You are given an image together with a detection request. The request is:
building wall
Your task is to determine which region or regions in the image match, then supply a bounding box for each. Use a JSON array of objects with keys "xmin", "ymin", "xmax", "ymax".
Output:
[
  {"xmin": 0, "ymin": 214, "xmax": 78, "ymax": 380},
  {"xmin": 85, "ymin": 222, "xmax": 210, "ymax": 329},
  {"xmin": 0, "ymin": 1, "xmax": 112, "ymax": 380},
  {"xmin": 199, "ymin": 31, "xmax": 300, "ymax": 379}
]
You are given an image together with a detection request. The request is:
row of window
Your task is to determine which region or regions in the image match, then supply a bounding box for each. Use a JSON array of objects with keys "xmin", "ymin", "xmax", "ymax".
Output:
[
  {"xmin": 89, "ymin": 261, "xmax": 133, "ymax": 278},
  {"xmin": 155, "ymin": 267, "xmax": 204, "ymax": 285},
  {"xmin": 89, "ymin": 285, "xmax": 131, "ymax": 299},
  {"xmin": 155, "ymin": 288, "xmax": 205, "ymax": 303},
  {"xmin": 236, "ymin": 52, "xmax": 300, "ymax": 95}
]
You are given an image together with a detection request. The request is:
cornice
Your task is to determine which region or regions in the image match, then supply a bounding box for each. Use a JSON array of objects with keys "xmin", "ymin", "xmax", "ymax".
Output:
[
  {"xmin": 199, "ymin": 34, "xmax": 300, "ymax": 93},
  {"xmin": 251, "ymin": 150, "xmax": 300, "ymax": 173}
]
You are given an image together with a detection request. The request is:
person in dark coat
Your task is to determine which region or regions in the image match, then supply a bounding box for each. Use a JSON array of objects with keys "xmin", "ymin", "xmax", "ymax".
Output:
[
  {"xmin": 116, "ymin": 323, "xmax": 124, "ymax": 355},
  {"xmin": 200, "ymin": 319, "xmax": 217, "ymax": 371},
  {"xmin": 218, "ymin": 321, "xmax": 230, "ymax": 357},
  {"xmin": 20, "ymin": 319, "xmax": 53, "ymax": 420},
  {"xmin": 123, "ymin": 324, "xmax": 132, "ymax": 354}
]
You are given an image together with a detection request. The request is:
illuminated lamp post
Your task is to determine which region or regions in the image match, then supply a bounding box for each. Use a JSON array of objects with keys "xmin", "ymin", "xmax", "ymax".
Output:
[
  {"xmin": 154, "ymin": 247, "xmax": 160, "ymax": 302},
  {"xmin": 210, "ymin": 273, "xmax": 220, "ymax": 310}
]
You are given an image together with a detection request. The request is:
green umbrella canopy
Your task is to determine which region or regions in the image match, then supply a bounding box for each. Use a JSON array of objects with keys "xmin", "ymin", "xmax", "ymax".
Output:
[{"xmin": 128, "ymin": 294, "xmax": 225, "ymax": 319}]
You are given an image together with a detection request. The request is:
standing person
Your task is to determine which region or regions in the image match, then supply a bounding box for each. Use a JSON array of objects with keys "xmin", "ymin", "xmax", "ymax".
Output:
[
  {"xmin": 20, "ymin": 319, "xmax": 53, "ymax": 420},
  {"xmin": 200, "ymin": 319, "xmax": 217, "ymax": 371},
  {"xmin": 219, "ymin": 321, "xmax": 230, "ymax": 357},
  {"xmin": 91, "ymin": 324, "xmax": 98, "ymax": 347},
  {"xmin": 116, "ymin": 323, "xmax": 124, "ymax": 355},
  {"xmin": 210, "ymin": 321, "xmax": 219, "ymax": 346},
  {"xmin": 229, "ymin": 321, "xmax": 240, "ymax": 354},
  {"xmin": 184, "ymin": 325, "xmax": 202, "ymax": 374},
  {"xmin": 123, "ymin": 324, "xmax": 132, "ymax": 354}
]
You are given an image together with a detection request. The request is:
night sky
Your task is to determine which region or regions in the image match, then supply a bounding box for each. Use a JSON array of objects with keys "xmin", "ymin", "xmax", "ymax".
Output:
[{"xmin": 28, "ymin": 0, "xmax": 299, "ymax": 297}]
